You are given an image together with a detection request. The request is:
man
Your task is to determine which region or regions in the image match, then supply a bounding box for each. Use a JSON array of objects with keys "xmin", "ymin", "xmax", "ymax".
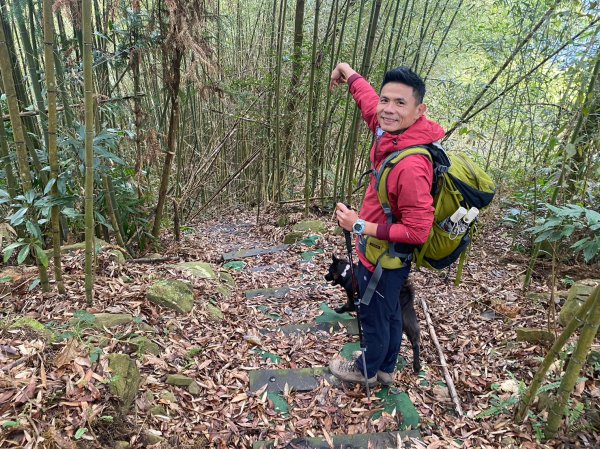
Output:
[{"xmin": 330, "ymin": 62, "xmax": 444, "ymax": 386}]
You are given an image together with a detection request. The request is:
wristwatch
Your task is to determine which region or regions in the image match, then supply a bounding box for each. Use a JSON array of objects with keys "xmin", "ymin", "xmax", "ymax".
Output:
[{"xmin": 352, "ymin": 219, "xmax": 366, "ymax": 236}]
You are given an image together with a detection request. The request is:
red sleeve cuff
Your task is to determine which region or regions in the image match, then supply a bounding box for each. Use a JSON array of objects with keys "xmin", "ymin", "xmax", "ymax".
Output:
[
  {"xmin": 347, "ymin": 73, "xmax": 361, "ymax": 88},
  {"xmin": 376, "ymin": 223, "xmax": 392, "ymax": 240}
]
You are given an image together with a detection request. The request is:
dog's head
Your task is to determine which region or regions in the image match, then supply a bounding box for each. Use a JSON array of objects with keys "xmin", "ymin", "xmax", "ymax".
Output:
[{"xmin": 324, "ymin": 255, "xmax": 351, "ymax": 286}]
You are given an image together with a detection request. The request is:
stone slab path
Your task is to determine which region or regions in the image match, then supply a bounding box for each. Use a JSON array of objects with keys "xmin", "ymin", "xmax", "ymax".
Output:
[
  {"xmin": 209, "ymin": 220, "xmax": 422, "ymax": 447},
  {"xmin": 253, "ymin": 430, "xmax": 422, "ymax": 449}
]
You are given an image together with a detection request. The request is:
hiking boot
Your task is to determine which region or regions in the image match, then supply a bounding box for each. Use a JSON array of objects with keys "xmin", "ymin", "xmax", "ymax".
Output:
[
  {"xmin": 377, "ymin": 370, "xmax": 395, "ymax": 386},
  {"xmin": 329, "ymin": 356, "xmax": 377, "ymax": 385}
]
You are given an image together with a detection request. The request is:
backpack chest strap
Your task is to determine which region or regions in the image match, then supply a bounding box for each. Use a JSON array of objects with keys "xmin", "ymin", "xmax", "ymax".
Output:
[{"xmin": 374, "ymin": 147, "xmax": 432, "ymax": 224}]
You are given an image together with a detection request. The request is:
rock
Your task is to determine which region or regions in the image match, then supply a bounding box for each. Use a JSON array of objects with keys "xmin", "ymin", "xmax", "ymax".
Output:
[
  {"xmin": 129, "ymin": 336, "xmax": 160, "ymax": 356},
  {"xmin": 87, "ymin": 334, "xmax": 111, "ymax": 348},
  {"xmin": 142, "ymin": 429, "xmax": 164, "ymax": 446},
  {"xmin": 107, "ymin": 354, "xmax": 141, "ymax": 411},
  {"xmin": 114, "ymin": 442, "xmax": 130, "ymax": 449},
  {"xmin": 516, "ymin": 327, "xmax": 555, "ymax": 344},
  {"xmin": 188, "ymin": 381, "xmax": 201, "ymax": 396},
  {"xmin": 160, "ymin": 391, "xmax": 177, "ymax": 403},
  {"xmin": 206, "ymin": 304, "xmax": 224, "ymax": 321},
  {"xmin": 166, "ymin": 374, "xmax": 194, "ymax": 387},
  {"xmin": 559, "ymin": 280, "xmax": 599, "ymax": 326},
  {"xmin": 147, "ymin": 279, "xmax": 194, "ymax": 314},
  {"xmin": 216, "ymin": 284, "xmax": 232, "ymax": 299},
  {"xmin": 276, "ymin": 216, "xmax": 289, "ymax": 227},
  {"xmin": 527, "ymin": 290, "xmax": 568, "ymax": 304},
  {"xmin": 149, "ymin": 405, "xmax": 168, "ymax": 416},
  {"xmin": 218, "ymin": 271, "xmax": 236, "ymax": 289},
  {"xmin": 216, "ymin": 271, "xmax": 236, "ymax": 298},
  {"xmin": 110, "ymin": 250, "xmax": 126, "ymax": 265},
  {"xmin": 283, "ymin": 232, "xmax": 304, "ymax": 244},
  {"xmin": 93, "ymin": 313, "xmax": 133, "ymax": 329},
  {"xmin": 292, "ymin": 220, "xmax": 326, "ymax": 234},
  {"xmin": 172, "ymin": 262, "xmax": 216, "ymax": 279},
  {"xmin": 10, "ymin": 317, "xmax": 55, "ymax": 342}
]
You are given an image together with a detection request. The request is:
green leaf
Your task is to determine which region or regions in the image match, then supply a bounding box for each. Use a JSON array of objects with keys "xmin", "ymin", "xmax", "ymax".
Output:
[
  {"xmin": 90, "ymin": 347, "xmax": 102, "ymax": 363},
  {"xmin": 583, "ymin": 239, "xmax": 600, "ymax": 263},
  {"xmin": 28, "ymin": 278, "xmax": 40, "ymax": 291},
  {"xmin": 74, "ymin": 428, "xmax": 88, "ymax": 440},
  {"xmin": 0, "ymin": 276, "xmax": 12, "ymax": 283},
  {"xmin": 24, "ymin": 189, "xmax": 37, "ymax": 204},
  {"xmin": 560, "ymin": 224, "xmax": 576, "ymax": 238},
  {"xmin": 62, "ymin": 207, "xmax": 83, "ymax": 219},
  {"xmin": 8, "ymin": 207, "xmax": 28, "ymax": 226},
  {"xmin": 34, "ymin": 245, "xmax": 49, "ymax": 268},
  {"xmin": 17, "ymin": 245, "xmax": 31, "ymax": 264},
  {"xmin": 26, "ymin": 221, "xmax": 42, "ymax": 240},
  {"xmin": 1, "ymin": 421, "xmax": 18, "ymax": 428},
  {"xmin": 585, "ymin": 208, "xmax": 600, "ymax": 225},
  {"xmin": 73, "ymin": 310, "xmax": 96, "ymax": 323},
  {"xmin": 43, "ymin": 178, "xmax": 56, "ymax": 195}
]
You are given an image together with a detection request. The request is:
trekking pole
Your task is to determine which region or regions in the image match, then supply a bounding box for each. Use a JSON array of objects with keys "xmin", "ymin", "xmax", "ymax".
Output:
[{"xmin": 343, "ymin": 228, "xmax": 371, "ymax": 401}]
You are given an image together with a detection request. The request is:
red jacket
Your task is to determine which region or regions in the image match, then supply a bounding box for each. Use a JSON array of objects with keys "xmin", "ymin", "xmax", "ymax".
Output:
[{"xmin": 348, "ymin": 74, "xmax": 445, "ymax": 271}]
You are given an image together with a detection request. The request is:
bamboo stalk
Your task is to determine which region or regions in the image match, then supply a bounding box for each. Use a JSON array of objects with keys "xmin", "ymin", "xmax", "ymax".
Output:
[
  {"xmin": 304, "ymin": 0, "xmax": 321, "ymax": 215},
  {"xmin": 83, "ymin": 0, "xmax": 95, "ymax": 304},
  {"xmin": 544, "ymin": 285, "xmax": 600, "ymax": 437},
  {"xmin": 515, "ymin": 284, "xmax": 600, "ymax": 423},
  {"xmin": 44, "ymin": 0, "xmax": 65, "ymax": 294},
  {"xmin": 0, "ymin": 5, "xmax": 49, "ymax": 292}
]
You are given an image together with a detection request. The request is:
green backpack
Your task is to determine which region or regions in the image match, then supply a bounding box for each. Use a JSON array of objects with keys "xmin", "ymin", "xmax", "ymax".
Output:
[{"xmin": 358, "ymin": 143, "xmax": 496, "ymax": 273}]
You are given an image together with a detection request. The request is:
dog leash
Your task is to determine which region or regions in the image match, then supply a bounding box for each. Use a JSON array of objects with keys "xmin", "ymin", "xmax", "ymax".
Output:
[{"xmin": 343, "ymin": 228, "xmax": 371, "ymax": 401}]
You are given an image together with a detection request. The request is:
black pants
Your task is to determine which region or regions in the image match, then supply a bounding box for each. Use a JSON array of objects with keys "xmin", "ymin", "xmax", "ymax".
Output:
[{"xmin": 354, "ymin": 261, "xmax": 411, "ymax": 378}]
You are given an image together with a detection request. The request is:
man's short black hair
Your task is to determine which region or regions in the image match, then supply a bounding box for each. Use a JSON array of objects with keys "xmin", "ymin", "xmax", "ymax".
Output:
[{"xmin": 381, "ymin": 67, "xmax": 426, "ymax": 104}]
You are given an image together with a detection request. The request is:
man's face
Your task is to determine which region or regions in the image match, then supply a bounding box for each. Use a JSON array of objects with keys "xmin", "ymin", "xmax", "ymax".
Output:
[{"xmin": 376, "ymin": 82, "xmax": 427, "ymax": 133}]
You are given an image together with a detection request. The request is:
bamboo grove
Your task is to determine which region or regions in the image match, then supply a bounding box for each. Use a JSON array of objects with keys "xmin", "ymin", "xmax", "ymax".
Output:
[
  {"xmin": 0, "ymin": 0, "xmax": 598, "ymax": 438},
  {"xmin": 0, "ymin": 0, "xmax": 597, "ymax": 261}
]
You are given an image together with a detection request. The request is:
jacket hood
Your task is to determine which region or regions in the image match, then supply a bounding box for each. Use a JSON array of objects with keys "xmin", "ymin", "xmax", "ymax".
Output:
[{"xmin": 379, "ymin": 116, "xmax": 445, "ymax": 154}]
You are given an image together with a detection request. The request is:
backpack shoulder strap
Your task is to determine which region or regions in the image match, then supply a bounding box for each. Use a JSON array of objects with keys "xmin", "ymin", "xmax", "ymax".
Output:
[{"xmin": 374, "ymin": 147, "xmax": 432, "ymax": 224}]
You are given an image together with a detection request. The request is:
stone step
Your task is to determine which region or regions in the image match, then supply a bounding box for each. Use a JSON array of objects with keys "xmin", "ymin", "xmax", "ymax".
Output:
[
  {"xmin": 223, "ymin": 244, "xmax": 289, "ymax": 261},
  {"xmin": 249, "ymin": 367, "xmax": 339, "ymax": 393},
  {"xmin": 253, "ymin": 430, "xmax": 421, "ymax": 449},
  {"xmin": 245, "ymin": 287, "xmax": 291, "ymax": 300}
]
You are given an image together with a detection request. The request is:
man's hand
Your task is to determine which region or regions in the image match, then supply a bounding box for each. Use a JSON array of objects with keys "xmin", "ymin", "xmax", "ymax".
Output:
[
  {"xmin": 330, "ymin": 63, "xmax": 357, "ymax": 91},
  {"xmin": 336, "ymin": 203, "xmax": 359, "ymax": 232}
]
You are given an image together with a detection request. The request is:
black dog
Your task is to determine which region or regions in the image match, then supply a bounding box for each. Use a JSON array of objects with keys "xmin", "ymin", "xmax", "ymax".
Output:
[{"xmin": 325, "ymin": 255, "xmax": 421, "ymax": 373}]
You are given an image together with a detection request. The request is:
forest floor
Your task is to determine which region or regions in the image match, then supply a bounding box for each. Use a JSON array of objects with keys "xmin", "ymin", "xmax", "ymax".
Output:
[{"xmin": 0, "ymin": 200, "xmax": 599, "ymax": 449}]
